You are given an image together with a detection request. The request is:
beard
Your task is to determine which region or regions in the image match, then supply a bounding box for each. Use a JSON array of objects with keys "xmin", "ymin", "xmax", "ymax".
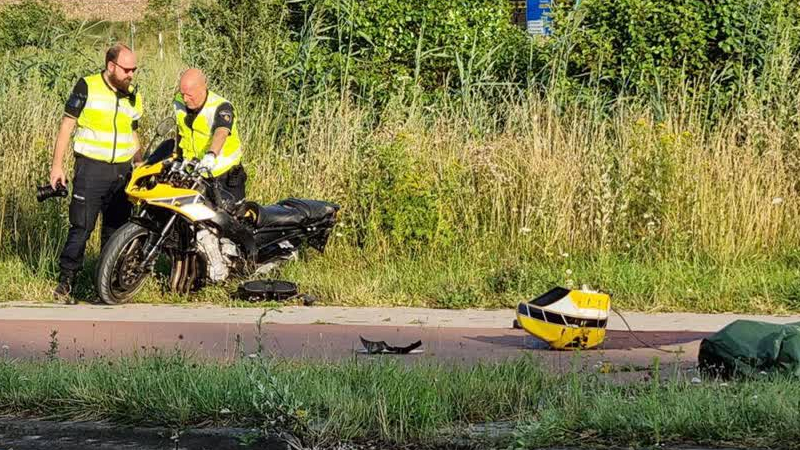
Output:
[{"xmin": 109, "ymin": 71, "xmax": 131, "ymax": 92}]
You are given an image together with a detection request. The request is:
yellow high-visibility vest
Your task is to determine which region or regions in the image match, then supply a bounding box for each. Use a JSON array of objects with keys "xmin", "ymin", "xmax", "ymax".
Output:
[
  {"xmin": 174, "ymin": 90, "xmax": 242, "ymax": 177},
  {"xmin": 73, "ymin": 73, "xmax": 143, "ymax": 163}
]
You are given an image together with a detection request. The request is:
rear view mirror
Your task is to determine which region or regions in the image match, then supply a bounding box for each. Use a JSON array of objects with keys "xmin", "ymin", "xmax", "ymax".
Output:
[
  {"xmin": 141, "ymin": 117, "xmax": 177, "ymax": 164},
  {"xmin": 155, "ymin": 117, "xmax": 176, "ymax": 137}
]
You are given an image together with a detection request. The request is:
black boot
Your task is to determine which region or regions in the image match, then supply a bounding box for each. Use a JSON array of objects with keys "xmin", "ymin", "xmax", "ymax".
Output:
[{"xmin": 53, "ymin": 273, "xmax": 74, "ymax": 302}]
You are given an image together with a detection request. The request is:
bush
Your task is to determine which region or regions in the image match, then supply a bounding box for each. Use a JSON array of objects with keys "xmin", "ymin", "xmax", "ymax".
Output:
[
  {"xmin": 0, "ymin": 0, "xmax": 69, "ymax": 51},
  {"xmin": 548, "ymin": 0, "xmax": 800, "ymax": 98},
  {"xmin": 179, "ymin": 0, "xmax": 800, "ymax": 120},
  {"xmin": 312, "ymin": 0, "xmax": 532, "ymax": 93},
  {"xmin": 351, "ymin": 139, "xmax": 441, "ymax": 250},
  {"xmin": 180, "ymin": 0, "xmax": 535, "ymax": 103},
  {"xmin": 0, "ymin": 0, "xmax": 89, "ymax": 95}
]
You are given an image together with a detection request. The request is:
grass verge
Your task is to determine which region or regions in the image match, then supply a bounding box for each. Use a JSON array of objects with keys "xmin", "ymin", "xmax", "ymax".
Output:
[
  {"xmin": 0, "ymin": 350, "xmax": 798, "ymax": 448},
  {"xmin": 3, "ymin": 248, "xmax": 799, "ymax": 314}
]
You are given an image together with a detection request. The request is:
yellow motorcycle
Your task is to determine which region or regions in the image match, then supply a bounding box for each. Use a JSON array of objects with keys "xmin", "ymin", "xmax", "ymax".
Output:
[{"xmin": 94, "ymin": 119, "xmax": 339, "ymax": 304}]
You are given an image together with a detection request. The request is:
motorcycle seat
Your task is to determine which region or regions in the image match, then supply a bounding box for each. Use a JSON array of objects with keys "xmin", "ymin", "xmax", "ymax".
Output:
[
  {"xmin": 278, "ymin": 198, "xmax": 339, "ymax": 222},
  {"xmin": 242, "ymin": 198, "xmax": 339, "ymax": 229},
  {"xmin": 254, "ymin": 204, "xmax": 307, "ymax": 228}
]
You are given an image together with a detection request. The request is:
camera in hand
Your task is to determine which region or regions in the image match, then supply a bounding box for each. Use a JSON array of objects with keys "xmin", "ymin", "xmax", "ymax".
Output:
[{"xmin": 36, "ymin": 181, "xmax": 68, "ymax": 202}]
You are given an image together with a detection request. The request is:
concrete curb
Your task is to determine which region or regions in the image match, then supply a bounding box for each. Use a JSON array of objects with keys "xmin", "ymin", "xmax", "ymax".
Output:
[{"xmin": 2, "ymin": 301, "xmax": 799, "ymax": 332}]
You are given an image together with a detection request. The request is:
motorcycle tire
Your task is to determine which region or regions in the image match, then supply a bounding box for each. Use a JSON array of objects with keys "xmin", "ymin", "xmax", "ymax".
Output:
[{"xmin": 95, "ymin": 222, "xmax": 152, "ymax": 305}]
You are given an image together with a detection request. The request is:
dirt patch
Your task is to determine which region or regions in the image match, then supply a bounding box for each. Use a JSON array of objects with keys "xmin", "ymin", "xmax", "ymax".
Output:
[{"xmin": 0, "ymin": 0, "xmax": 187, "ymax": 20}]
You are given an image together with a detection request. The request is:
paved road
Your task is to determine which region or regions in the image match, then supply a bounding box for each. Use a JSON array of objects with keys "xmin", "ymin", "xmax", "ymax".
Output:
[{"xmin": 2, "ymin": 302, "xmax": 797, "ymax": 371}]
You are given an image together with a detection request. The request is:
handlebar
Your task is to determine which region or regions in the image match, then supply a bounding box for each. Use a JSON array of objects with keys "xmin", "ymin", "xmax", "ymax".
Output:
[{"xmin": 159, "ymin": 158, "xmax": 224, "ymax": 207}]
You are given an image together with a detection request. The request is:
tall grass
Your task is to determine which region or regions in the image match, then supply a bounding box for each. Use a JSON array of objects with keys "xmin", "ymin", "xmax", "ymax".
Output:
[{"xmin": 0, "ymin": 16, "xmax": 798, "ymax": 310}]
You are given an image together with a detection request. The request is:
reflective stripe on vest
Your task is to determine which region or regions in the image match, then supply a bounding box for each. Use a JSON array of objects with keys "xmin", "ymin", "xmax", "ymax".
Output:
[
  {"xmin": 73, "ymin": 73, "xmax": 143, "ymax": 163},
  {"xmin": 174, "ymin": 90, "xmax": 242, "ymax": 177}
]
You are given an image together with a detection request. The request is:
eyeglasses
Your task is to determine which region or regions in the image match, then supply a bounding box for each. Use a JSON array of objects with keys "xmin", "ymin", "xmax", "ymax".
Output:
[{"xmin": 112, "ymin": 61, "xmax": 137, "ymax": 74}]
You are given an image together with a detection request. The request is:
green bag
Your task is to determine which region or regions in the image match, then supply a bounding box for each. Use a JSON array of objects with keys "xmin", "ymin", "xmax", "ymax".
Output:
[{"xmin": 698, "ymin": 320, "xmax": 800, "ymax": 378}]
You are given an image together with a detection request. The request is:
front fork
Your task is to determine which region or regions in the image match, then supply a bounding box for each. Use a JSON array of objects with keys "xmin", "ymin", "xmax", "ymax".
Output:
[
  {"xmin": 136, "ymin": 176, "xmax": 204, "ymax": 270},
  {"xmin": 133, "ymin": 208, "xmax": 202, "ymax": 293},
  {"xmin": 136, "ymin": 209, "xmax": 179, "ymax": 272}
]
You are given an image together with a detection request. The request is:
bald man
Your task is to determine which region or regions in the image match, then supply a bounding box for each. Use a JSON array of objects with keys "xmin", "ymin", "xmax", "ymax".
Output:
[
  {"xmin": 171, "ymin": 68, "xmax": 246, "ymax": 202},
  {"xmin": 50, "ymin": 43, "xmax": 144, "ymax": 301}
]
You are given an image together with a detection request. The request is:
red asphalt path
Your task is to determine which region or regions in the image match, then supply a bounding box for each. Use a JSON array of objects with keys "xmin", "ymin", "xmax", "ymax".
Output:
[{"xmin": 0, "ymin": 319, "xmax": 708, "ymax": 370}]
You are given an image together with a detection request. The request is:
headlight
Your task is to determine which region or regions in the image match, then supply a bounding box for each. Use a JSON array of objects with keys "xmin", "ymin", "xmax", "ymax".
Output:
[{"xmin": 135, "ymin": 175, "xmax": 158, "ymax": 190}]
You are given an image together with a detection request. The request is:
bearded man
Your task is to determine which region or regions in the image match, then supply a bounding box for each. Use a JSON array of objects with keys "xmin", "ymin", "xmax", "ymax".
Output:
[{"xmin": 49, "ymin": 43, "xmax": 144, "ymax": 300}]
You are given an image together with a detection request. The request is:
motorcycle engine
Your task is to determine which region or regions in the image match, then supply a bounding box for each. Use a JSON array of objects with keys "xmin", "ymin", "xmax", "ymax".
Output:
[{"xmin": 196, "ymin": 228, "xmax": 240, "ymax": 282}]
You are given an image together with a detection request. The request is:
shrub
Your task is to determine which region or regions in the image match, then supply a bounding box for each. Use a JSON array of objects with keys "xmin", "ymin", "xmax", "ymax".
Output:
[
  {"xmin": 180, "ymin": 0, "xmax": 535, "ymax": 103},
  {"xmin": 548, "ymin": 0, "xmax": 800, "ymax": 99},
  {"xmin": 0, "ymin": 0, "xmax": 69, "ymax": 51}
]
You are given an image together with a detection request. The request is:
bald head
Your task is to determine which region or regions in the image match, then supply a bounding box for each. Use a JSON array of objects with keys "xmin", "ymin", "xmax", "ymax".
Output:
[{"xmin": 180, "ymin": 68, "xmax": 208, "ymax": 109}]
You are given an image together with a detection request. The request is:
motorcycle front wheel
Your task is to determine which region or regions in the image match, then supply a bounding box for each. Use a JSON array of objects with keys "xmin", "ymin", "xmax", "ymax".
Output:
[{"xmin": 95, "ymin": 222, "xmax": 153, "ymax": 305}]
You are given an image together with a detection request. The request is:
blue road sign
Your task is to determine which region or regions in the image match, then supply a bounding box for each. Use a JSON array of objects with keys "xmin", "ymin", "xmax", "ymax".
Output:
[{"xmin": 526, "ymin": 0, "xmax": 552, "ymax": 36}]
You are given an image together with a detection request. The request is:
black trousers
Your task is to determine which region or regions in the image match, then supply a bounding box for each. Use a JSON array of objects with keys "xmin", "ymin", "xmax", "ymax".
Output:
[
  {"xmin": 59, "ymin": 155, "xmax": 132, "ymax": 277},
  {"xmin": 218, "ymin": 163, "xmax": 247, "ymax": 203}
]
